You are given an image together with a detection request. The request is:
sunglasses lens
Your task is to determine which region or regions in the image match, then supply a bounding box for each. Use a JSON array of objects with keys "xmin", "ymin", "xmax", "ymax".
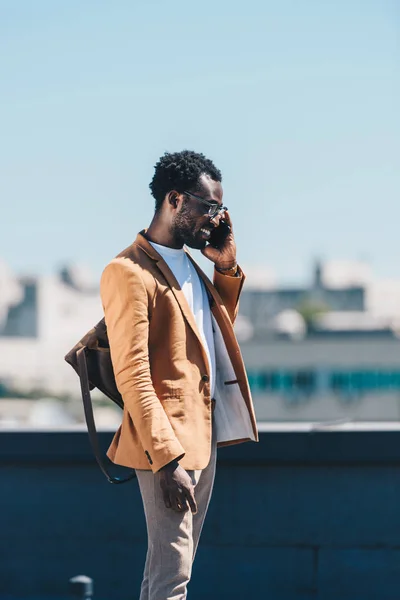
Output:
[{"xmin": 208, "ymin": 206, "xmax": 218, "ymax": 217}]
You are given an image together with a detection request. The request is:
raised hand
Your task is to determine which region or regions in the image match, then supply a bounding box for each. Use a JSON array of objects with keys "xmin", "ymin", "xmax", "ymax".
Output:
[{"xmin": 201, "ymin": 210, "xmax": 237, "ymax": 270}]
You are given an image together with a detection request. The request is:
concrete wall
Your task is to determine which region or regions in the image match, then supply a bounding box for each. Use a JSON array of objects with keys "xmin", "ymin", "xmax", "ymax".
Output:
[{"xmin": 1, "ymin": 426, "xmax": 400, "ymax": 600}]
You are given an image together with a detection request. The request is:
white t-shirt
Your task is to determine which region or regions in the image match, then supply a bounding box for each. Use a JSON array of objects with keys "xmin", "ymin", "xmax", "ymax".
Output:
[{"xmin": 149, "ymin": 241, "xmax": 216, "ymax": 398}]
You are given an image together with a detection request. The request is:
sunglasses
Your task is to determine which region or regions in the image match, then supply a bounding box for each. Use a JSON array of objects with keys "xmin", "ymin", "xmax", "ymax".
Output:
[{"xmin": 183, "ymin": 190, "xmax": 228, "ymax": 219}]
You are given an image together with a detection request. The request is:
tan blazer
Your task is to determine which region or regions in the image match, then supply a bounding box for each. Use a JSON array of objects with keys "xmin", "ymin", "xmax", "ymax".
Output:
[{"xmin": 100, "ymin": 231, "xmax": 258, "ymax": 473}]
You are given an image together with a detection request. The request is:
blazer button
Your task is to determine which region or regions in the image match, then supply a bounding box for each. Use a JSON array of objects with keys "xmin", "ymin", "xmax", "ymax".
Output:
[{"xmin": 202, "ymin": 374, "xmax": 210, "ymax": 383}]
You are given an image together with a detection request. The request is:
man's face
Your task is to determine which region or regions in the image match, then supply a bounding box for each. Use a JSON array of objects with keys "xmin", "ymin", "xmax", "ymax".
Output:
[{"xmin": 171, "ymin": 175, "xmax": 224, "ymax": 250}]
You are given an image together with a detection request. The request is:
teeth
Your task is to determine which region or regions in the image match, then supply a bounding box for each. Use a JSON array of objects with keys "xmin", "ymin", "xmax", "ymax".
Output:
[{"xmin": 201, "ymin": 228, "xmax": 211, "ymax": 236}]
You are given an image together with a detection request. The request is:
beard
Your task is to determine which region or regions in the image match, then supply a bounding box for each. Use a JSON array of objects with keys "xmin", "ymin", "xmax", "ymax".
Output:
[{"xmin": 171, "ymin": 204, "xmax": 207, "ymax": 250}]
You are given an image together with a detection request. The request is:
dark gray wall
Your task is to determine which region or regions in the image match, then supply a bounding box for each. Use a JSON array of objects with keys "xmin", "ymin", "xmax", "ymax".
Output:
[{"xmin": 1, "ymin": 428, "xmax": 400, "ymax": 600}]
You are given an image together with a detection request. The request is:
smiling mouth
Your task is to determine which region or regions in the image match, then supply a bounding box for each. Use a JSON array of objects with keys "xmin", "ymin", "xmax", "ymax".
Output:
[{"xmin": 200, "ymin": 227, "xmax": 212, "ymax": 238}]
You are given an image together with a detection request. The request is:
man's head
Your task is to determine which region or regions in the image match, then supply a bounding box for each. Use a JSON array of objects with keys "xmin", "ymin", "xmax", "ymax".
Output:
[{"xmin": 149, "ymin": 150, "xmax": 224, "ymax": 249}]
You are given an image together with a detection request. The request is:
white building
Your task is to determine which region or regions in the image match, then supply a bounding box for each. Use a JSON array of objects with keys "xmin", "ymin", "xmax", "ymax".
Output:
[{"xmin": 0, "ymin": 264, "xmax": 103, "ymax": 394}]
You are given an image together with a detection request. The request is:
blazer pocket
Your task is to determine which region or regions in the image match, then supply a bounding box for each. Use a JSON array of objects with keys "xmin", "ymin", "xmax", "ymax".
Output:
[
  {"xmin": 224, "ymin": 379, "xmax": 239, "ymax": 386},
  {"xmin": 161, "ymin": 397, "xmax": 186, "ymax": 421},
  {"xmin": 158, "ymin": 380, "xmax": 185, "ymax": 399}
]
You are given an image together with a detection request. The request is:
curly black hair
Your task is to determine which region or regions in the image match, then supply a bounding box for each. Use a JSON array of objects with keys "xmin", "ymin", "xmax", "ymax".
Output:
[{"xmin": 149, "ymin": 150, "xmax": 222, "ymax": 212}]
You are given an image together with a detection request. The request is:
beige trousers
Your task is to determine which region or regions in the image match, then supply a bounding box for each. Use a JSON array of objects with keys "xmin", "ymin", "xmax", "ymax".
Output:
[{"xmin": 135, "ymin": 429, "xmax": 217, "ymax": 600}]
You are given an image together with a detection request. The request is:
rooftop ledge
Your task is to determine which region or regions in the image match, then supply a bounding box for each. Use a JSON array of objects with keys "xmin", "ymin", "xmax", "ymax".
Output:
[
  {"xmin": 1, "ymin": 422, "xmax": 400, "ymax": 466},
  {"xmin": 1, "ymin": 420, "xmax": 400, "ymax": 433}
]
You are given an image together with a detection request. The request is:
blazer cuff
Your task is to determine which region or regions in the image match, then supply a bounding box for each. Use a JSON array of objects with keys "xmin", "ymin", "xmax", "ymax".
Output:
[
  {"xmin": 148, "ymin": 442, "xmax": 186, "ymax": 474},
  {"xmin": 213, "ymin": 264, "xmax": 244, "ymax": 288}
]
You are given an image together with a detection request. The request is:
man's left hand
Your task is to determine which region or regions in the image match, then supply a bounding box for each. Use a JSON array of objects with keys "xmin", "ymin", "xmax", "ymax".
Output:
[{"xmin": 201, "ymin": 210, "xmax": 237, "ymax": 270}]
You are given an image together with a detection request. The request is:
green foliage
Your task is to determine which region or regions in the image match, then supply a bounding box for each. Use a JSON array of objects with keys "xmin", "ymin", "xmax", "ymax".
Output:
[{"xmin": 296, "ymin": 298, "xmax": 330, "ymax": 327}]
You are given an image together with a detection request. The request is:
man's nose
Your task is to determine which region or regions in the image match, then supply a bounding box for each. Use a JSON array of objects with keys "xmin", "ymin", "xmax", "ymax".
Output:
[{"xmin": 210, "ymin": 213, "xmax": 222, "ymax": 226}]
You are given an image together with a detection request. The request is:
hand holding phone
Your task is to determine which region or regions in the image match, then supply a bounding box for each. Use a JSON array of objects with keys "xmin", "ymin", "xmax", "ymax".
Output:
[
  {"xmin": 208, "ymin": 219, "xmax": 231, "ymax": 249},
  {"xmin": 201, "ymin": 210, "xmax": 237, "ymax": 270}
]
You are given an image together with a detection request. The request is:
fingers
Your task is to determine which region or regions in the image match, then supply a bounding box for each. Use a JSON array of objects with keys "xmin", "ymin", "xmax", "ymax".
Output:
[
  {"xmin": 185, "ymin": 487, "xmax": 198, "ymax": 514},
  {"xmin": 159, "ymin": 467, "xmax": 197, "ymax": 513},
  {"xmin": 175, "ymin": 484, "xmax": 196, "ymax": 514},
  {"xmin": 201, "ymin": 244, "xmax": 219, "ymax": 261},
  {"xmin": 162, "ymin": 487, "xmax": 196, "ymax": 514},
  {"xmin": 163, "ymin": 487, "xmax": 185, "ymax": 512},
  {"xmin": 161, "ymin": 486, "xmax": 172, "ymax": 509},
  {"xmin": 223, "ymin": 209, "xmax": 233, "ymax": 230},
  {"xmin": 161, "ymin": 483, "xmax": 189, "ymax": 513},
  {"xmin": 171, "ymin": 491, "xmax": 190, "ymax": 513}
]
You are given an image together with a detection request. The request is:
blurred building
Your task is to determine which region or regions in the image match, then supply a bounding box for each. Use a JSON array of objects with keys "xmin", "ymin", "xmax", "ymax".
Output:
[
  {"xmin": 236, "ymin": 261, "xmax": 400, "ymax": 423},
  {"xmin": 1, "ymin": 258, "xmax": 400, "ymax": 425},
  {"xmin": 0, "ymin": 264, "xmax": 103, "ymax": 397},
  {"xmin": 1, "ymin": 276, "xmax": 38, "ymax": 337},
  {"xmin": 239, "ymin": 261, "xmax": 366, "ymax": 340},
  {"xmin": 241, "ymin": 336, "xmax": 400, "ymax": 422}
]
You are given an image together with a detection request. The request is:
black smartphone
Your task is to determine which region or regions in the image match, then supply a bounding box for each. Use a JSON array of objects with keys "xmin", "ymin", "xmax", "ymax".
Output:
[{"xmin": 208, "ymin": 219, "xmax": 231, "ymax": 249}]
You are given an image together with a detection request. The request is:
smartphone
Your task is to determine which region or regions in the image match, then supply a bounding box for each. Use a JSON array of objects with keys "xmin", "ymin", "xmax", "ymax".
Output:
[{"xmin": 208, "ymin": 219, "xmax": 231, "ymax": 249}]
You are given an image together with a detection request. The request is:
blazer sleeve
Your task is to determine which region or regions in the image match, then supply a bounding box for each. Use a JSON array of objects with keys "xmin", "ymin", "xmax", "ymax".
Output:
[
  {"xmin": 213, "ymin": 265, "xmax": 245, "ymax": 324},
  {"xmin": 100, "ymin": 260, "xmax": 185, "ymax": 473}
]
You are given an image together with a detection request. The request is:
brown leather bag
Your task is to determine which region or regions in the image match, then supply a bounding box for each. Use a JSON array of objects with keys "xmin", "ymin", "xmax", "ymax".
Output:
[{"xmin": 64, "ymin": 319, "xmax": 136, "ymax": 484}]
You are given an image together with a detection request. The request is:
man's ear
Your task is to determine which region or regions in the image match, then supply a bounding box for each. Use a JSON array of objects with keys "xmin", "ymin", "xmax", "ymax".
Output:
[{"xmin": 167, "ymin": 191, "xmax": 179, "ymax": 209}]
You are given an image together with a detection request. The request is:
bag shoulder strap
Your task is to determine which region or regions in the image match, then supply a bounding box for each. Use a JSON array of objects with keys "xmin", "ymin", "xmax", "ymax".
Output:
[{"xmin": 76, "ymin": 347, "xmax": 136, "ymax": 484}]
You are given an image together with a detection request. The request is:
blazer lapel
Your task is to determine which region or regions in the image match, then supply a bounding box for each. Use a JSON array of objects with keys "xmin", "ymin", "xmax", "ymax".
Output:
[
  {"xmin": 155, "ymin": 259, "xmax": 205, "ymax": 344},
  {"xmin": 185, "ymin": 251, "xmax": 246, "ymax": 378},
  {"xmin": 185, "ymin": 251, "xmax": 231, "ymax": 327},
  {"xmin": 135, "ymin": 233, "xmax": 209, "ymax": 368}
]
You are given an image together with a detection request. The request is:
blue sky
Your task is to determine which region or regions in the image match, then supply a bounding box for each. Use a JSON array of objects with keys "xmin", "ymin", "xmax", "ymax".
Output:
[{"xmin": 0, "ymin": 0, "xmax": 398, "ymax": 283}]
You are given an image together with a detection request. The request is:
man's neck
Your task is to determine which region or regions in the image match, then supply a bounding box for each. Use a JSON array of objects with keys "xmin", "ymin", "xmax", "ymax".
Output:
[{"xmin": 146, "ymin": 217, "xmax": 183, "ymax": 249}]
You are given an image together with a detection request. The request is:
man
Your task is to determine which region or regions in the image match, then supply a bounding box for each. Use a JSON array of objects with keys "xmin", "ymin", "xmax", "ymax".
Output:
[{"xmin": 100, "ymin": 150, "xmax": 258, "ymax": 600}]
